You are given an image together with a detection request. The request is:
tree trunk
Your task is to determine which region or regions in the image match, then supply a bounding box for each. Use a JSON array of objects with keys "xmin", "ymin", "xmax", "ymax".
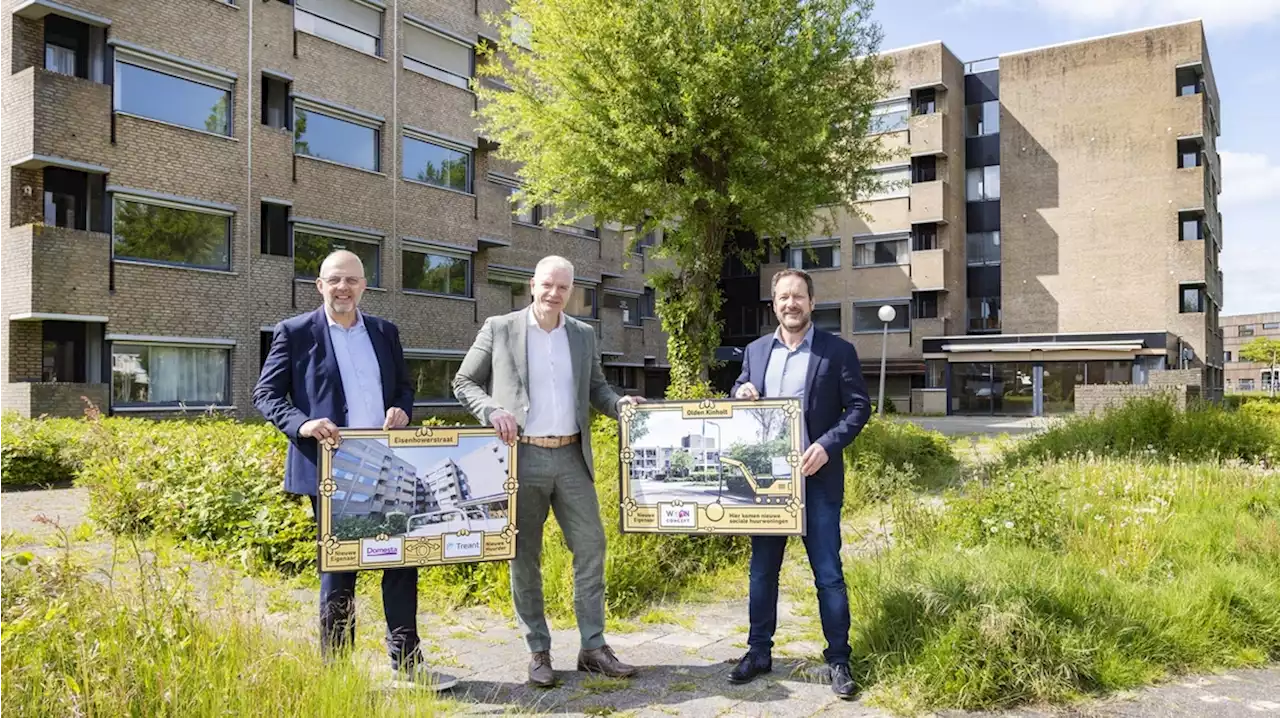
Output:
[{"xmin": 658, "ymin": 220, "xmax": 727, "ymax": 399}]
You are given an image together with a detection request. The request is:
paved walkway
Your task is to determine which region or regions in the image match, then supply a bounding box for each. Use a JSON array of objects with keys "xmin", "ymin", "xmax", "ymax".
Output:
[
  {"xmin": 896, "ymin": 415, "xmax": 1053, "ymax": 436},
  {"xmin": 3, "ymin": 487, "xmax": 1278, "ymax": 717}
]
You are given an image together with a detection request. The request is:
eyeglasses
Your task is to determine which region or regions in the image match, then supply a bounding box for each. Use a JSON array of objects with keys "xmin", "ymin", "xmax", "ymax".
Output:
[{"xmin": 320, "ymin": 275, "xmax": 364, "ymax": 287}]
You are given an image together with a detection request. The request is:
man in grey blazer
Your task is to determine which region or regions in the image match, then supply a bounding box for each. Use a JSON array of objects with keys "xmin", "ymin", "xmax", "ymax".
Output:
[{"xmin": 453, "ymin": 255, "xmax": 644, "ymax": 688}]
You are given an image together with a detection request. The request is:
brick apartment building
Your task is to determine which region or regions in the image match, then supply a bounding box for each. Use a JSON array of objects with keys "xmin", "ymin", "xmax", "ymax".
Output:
[
  {"xmin": 1, "ymin": 0, "xmax": 673, "ymax": 420},
  {"xmin": 714, "ymin": 20, "xmax": 1225, "ymax": 416},
  {"xmin": 1222, "ymin": 313, "xmax": 1280, "ymax": 393}
]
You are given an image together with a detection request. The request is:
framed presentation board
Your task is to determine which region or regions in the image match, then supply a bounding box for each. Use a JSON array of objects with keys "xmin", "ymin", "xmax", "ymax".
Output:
[
  {"xmin": 617, "ymin": 398, "xmax": 806, "ymax": 536},
  {"xmin": 316, "ymin": 426, "xmax": 518, "ymax": 572}
]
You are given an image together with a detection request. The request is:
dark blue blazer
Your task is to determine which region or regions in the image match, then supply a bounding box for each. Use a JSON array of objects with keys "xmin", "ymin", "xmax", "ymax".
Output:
[
  {"xmin": 253, "ymin": 307, "xmax": 414, "ymax": 496},
  {"xmin": 731, "ymin": 328, "xmax": 872, "ymax": 483}
]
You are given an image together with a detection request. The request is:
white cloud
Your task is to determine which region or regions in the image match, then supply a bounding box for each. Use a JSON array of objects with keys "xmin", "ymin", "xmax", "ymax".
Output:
[
  {"xmin": 1219, "ymin": 150, "xmax": 1280, "ymax": 208},
  {"xmin": 954, "ymin": 0, "xmax": 1280, "ymax": 30}
]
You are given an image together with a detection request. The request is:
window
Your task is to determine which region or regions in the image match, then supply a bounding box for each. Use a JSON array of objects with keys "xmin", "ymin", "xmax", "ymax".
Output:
[
  {"xmin": 926, "ymin": 359, "xmax": 946, "ymax": 388},
  {"xmin": 1240, "ymin": 378, "xmax": 1256, "ymax": 392},
  {"xmin": 112, "ymin": 196, "xmax": 231, "ymax": 271},
  {"xmin": 911, "ymin": 223, "xmax": 938, "ymax": 251},
  {"xmin": 262, "ymin": 75, "xmax": 291, "ymax": 130},
  {"xmin": 967, "ymin": 296, "xmax": 1001, "ymax": 332},
  {"xmin": 853, "ymin": 302, "xmax": 909, "ymax": 332},
  {"xmin": 261, "ymin": 202, "xmax": 290, "ymax": 256},
  {"xmin": 788, "ymin": 244, "xmax": 840, "ymax": 270},
  {"xmin": 1224, "ymin": 351, "xmax": 1232, "ymax": 363},
  {"xmin": 1265, "ymin": 371, "xmax": 1278, "ymax": 391},
  {"xmin": 965, "ymin": 101, "xmax": 999, "ymax": 137},
  {"xmin": 1179, "ymin": 210, "xmax": 1204, "ymax": 241},
  {"xmin": 259, "ymin": 330, "xmax": 273, "ymax": 371},
  {"xmin": 510, "ymin": 13, "xmax": 532, "ymax": 49},
  {"xmin": 294, "ymin": 102, "xmax": 380, "ymax": 171},
  {"xmin": 111, "ymin": 343, "xmax": 230, "ymax": 407},
  {"xmin": 606, "ymin": 366, "xmax": 639, "ymax": 391},
  {"xmin": 1177, "ymin": 138, "xmax": 1203, "ymax": 169},
  {"xmin": 495, "ymin": 280, "xmax": 532, "ymax": 311},
  {"xmin": 610, "ymin": 295, "xmax": 642, "ymax": 325},
  {"xmin": 642, "ymin": 288, "xmax": 657, "ymax": 318},
  {"xmin": 966, "ymin": 166, "xmax": 1000, "ymax": 200},
  {"xmin": 1265, "ymin": 322, "xmax": 1280, "ymax": 330},
  {"xmin": 913, "ymin": 291, "xmax": 939, "ymax": 320},
  {"xmin": 44, "ymin": 15, "xmax": 104, "ymax": 81},
  {"xmin": 295, "ymin": 0, "xmax": 383, "ymax": 55},
  {"xmin": 42, "ymin": 321, "xmax": 85, "ymax": 383},
  {"xmin": 403, "ymin": 134, "xmax": 471, "ymax": 192},
  {"xmin": 1176, "ymin": 65, "xmax": 1203, "ymax": 96},
  {"xmin": 912, "ymin": 88, "xmax": 936, "ymax": 116},
  {"xmin": 866, "ymin": 166, "xmax": 910, "ymax": 200},
  {"xmin": 403, "ymin": 21, "xmax": 473, "ymax": 89},
  {"xmin": 854, "ymin": 236, "xmax": 907, "ymax": 267},
  {"xmin": 114, "ymin": 50, "xmax": 234, "ymax": 136},
  {"xmin": 567, "ymin": 286, "xmax": 597, "ymax": 318},
  {"xmin": 44, "ymin": 167, "xmax": 104, "ymax": 231},
  {"xmin": 912, "ymin": 155, "xmax": 937, "ymax": 184},
  {"xmin": 965, "ymin": 231, "xmax": 1001, "ymax": 266},
  {"xmin": 812, "ymin": 306, "xmax": 841, "ymax": 334},
  {"xmin": 557, "ymin": 213, "xmax": 598, "ymax": 238},
  {"xmin": 1180, "ymin": 284, "xmax": 1206, "ymax": 314},
  {"xmin": 402, "ymin": 248, "xmax": 470, "ymax": 297},
  {"xmin": 511, "ymin": 189, "xmax": 539, "ymax": 225},
  {"xmin": 869, "ymin": 99, "xmax": 909, "ymax": 134},
  {"xmin": 1239, "ymin": 325, "xmax": 1255, "ymax": 337},
  {"xmin": 407, "ymin": 356, "xmax": 463, "ymax": 403},
  {"xmin": 293, "ymin": 227, "xmax": 380, "ymax": 285}
]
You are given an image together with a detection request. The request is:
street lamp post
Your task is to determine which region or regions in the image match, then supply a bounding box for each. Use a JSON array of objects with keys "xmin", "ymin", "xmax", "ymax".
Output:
[{"xmin": 877, "ymin": 304, "xmax": 896, "ymax": 417}]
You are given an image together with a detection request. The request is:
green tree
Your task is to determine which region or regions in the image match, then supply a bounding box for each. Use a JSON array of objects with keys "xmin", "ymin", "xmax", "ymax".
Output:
[
  {"xmin": 727, "ymin": 439, "xmax": 789, "ymax": 476},
  {"xmin": 1240, "ymin": 337, "xmax": 1280, "ymax": 396},
  {"xmin": 668, "ymin": 448, "xmax": 693, "ymax": 478},
  {"xmin": 476, "ymin": 0, "xmax": 893, "ymax": 397},
  {"xmin": 204, "ymin": 95, "xmax": 229, "ymax": 135},
  {"xmin": 627, "ymin": 410, "xmax": 651, "ymax": 444}
]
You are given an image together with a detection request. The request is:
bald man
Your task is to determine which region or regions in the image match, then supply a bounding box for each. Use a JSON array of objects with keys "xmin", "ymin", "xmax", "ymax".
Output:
[
  {"xmin": 254, "ymin": 250, "xmax": 452, "ymax": 689},
  {"xmin": 453, "ymin": 255, "xmax": 644, "ymax": 687}
]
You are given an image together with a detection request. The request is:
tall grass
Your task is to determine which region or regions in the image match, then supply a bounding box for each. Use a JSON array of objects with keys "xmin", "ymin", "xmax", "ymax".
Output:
[
  {"xmin": 1001, "ymin": 397, "xmax": 1280, "ymax": 467},
  {"xmin": 842, "ymin": 418, "xmax": 962, "ymax": 510},
  {"xmin": 0, "ymin": 537, "xmax": 449, "ymax": 717},
  {"xmin": 847, "ymin": 458, "xmax": 1280, "ymax": 713}
]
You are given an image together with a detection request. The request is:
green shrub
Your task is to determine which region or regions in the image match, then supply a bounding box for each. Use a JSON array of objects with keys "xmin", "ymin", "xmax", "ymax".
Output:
[
  {"xmin": 843, "ymin": 418, "xmax": 960, "ymax": 508},
  {"xmin": 849, "ymin": 458, "xmax": 1280, "ymax": 713},
  {"xmin": 0, "ymin": 412, "xmax": 97, "ymax": 489},
  {"xmin": 1003, "ymin": 397, "xmax": 1280, "ymax": 467}
]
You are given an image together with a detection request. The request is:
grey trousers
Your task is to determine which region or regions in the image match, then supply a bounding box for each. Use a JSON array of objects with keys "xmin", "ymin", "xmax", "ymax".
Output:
[{"xmin": 511, "ymin": 443, "xmax": 608, "ymax": 653}]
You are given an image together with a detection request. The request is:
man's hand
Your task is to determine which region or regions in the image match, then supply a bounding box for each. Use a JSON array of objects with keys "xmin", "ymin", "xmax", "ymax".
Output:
[
  {"xmin": 383, "ymin": 407, "xmax": 409, "ymax": 430},
  {"xmin": 619, "ymin": 395, "xmax": 646, "ymax": 407},
  {"xmin": 300, "ymin": 418, "xmax": 341, "ymax": 448},
  {"xmin": 489, "ymin": 409, "xmax": 518, "ymax": 445},
  {"xmin": 800, "ymin": 443, "xmax": 829, "ymax": 477},
  {"xmin": 735, "ymin": 382, "xmax": 760, "ymax": 400}
]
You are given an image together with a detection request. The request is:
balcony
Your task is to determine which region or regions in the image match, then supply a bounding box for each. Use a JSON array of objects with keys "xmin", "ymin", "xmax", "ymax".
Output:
[
  {"xmin": 911, "ymin": 317, "xmax": 950, "ymax": 341},
  {"xmin": 2, "ymin": 225, "xmax": 111, "ymax": 318},
  {"xmin": 2, "ymin": 67, "xmax": 113, "ymax": 168},
  {"xmin": 908, "ymin": 179, "xmax": 950, "ymax": 224},
  {"xmin": 850, "ymin": 331, "xmax": 917, "ymax": 362},
  {"xmin": 910, "ymin": 248, "xmax": 948, "ymax": 291},
  {"xmin": 908, "ymin": 112, "xmax": 947, "ymax": 157}
]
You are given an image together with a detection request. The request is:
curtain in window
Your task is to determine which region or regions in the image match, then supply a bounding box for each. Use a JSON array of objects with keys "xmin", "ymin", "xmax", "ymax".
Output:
[{"xmin": 147, "ymin": 346, "xmax": 228, "ymax": 404}]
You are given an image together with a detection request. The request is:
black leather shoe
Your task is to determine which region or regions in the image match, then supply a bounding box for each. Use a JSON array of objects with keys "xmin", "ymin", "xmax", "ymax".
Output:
[
  {"xmin": 830, "ymin": 662, "xmax": 856, "ymax": 699},
  {"xmin": 727, "ymin": 651, "xmax": 772, "ymax": 684}
]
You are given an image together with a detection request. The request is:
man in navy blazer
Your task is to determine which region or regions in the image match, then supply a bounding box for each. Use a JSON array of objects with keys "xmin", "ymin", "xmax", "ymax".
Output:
[
  {"xmin": 727, "ymin": 267, "xmax": 872, "ymax": 699},
  {"xmin": 253, "ymin": 249, "xmax": 444, "ymax": 687}
]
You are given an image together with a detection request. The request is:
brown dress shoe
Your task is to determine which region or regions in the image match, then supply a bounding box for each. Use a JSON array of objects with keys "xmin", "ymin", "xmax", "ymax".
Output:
[
  {"xmin": 528, "ymin": 650, "xmax": 556, "ymax": 688},
  {"xmin": 577, "ymin": 645, "xmax": 637, "ymax": 678}
]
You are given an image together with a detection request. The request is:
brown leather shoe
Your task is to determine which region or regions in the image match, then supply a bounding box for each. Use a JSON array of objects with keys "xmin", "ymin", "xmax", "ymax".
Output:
[
  {"xmin": 528, "ymin": 651, "xmax": 556, "ymax": 688},
  {"xmin": 576, "ymin": 645, "xmax": 637, "ymax": 678}
]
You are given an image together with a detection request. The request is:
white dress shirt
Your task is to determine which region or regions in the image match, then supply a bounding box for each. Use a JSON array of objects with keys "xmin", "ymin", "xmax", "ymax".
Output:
[
  {"xmin": 524, "ymin": 309, "xmax": 578, "ymax": 436},
  {"xmin": 327, "ymin": 311, "xmax": 386, "ymax": 429}
]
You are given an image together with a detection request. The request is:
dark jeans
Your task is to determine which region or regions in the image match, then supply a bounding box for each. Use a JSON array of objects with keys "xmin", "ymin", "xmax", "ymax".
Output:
[
  {"xmin": 747, "ymin": 474, "xmax": 851, "ymax": 664},
  {"xmin": 309, "ymin": 496, "xmax": 421, "ymax": 669}
]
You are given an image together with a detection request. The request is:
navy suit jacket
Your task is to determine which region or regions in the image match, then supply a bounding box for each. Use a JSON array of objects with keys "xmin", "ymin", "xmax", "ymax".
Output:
[
  {"xmin": 253, "ymin": 307, "xmax": 414, "ymax": 496},
  {"xmin": 731, "ymin": 328, "xmax": 872, "ymax": 484}
]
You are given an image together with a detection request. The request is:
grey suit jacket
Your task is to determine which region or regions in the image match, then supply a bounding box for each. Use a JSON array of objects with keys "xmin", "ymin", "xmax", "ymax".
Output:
[{"xmin": 452, "ymin": 307, "xmax": 622, "ymax": 477}]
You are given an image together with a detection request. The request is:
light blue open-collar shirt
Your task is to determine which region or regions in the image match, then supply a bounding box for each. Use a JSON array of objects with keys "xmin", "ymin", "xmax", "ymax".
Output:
[
  {"xmin": 326, "ymin": 310, "xmax": 385, "ymax": 429},
  {"xmin": 763, "ymin": 323, "xmax": 814, "ymax": 447}
]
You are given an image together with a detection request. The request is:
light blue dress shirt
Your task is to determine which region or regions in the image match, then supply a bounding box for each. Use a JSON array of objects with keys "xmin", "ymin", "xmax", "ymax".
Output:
[
  {"xmin": 763, "ymin": 324, "xmax": 814, "ymax": 447},
  {"xmin": 327, "ymin": 311, "xmax": 385, "ymax": 428}
]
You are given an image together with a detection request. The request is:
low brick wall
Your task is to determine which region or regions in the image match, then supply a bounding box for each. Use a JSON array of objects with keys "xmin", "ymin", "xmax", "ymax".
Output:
[
  {"xmin": 2, "ymin": 382, "xmax": 109, "ymax": 418},
  {"xmin": 1150, "ymin": 368, "xmax": 1204, "ymax": 388},
  {"xmin": 1075, "ymin": 384, "xmax": 1200, "ymax": 415}
]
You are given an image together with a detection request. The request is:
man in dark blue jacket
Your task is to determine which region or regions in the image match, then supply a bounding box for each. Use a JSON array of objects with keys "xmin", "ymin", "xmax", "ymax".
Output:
[
  {"xmin": 728, "ymin": 268, "xmax": 872, "ymax": 699},
  {"xmin": 253, "ymin": 249, "xmax": 445, "ymax": 687}
]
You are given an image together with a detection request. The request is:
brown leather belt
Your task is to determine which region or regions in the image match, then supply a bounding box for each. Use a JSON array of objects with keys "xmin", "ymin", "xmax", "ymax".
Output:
[{"xmin": 518, "ymin": 433, "xmax": 581, "ymax": 449}]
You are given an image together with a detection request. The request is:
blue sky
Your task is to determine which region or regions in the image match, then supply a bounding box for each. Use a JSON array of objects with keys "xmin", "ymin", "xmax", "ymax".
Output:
[{"xmin": 870, "ymin": 0, "xmax": 1280, "ymax": 315}]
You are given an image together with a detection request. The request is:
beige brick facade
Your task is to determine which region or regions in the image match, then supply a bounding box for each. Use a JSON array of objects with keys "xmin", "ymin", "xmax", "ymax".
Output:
[
  {"xmin": 1223, "ymin": 312, "xmax": 1280, "ymax": 393},
  {"xmin": 2, "ymin": 0, "xmax": 668, "ymax": 419}
]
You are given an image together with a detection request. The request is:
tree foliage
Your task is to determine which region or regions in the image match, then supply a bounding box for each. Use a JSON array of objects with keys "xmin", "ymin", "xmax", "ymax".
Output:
[
  {"xmin": 476, "ymin": 0, "xmax": 894, "ymax": 396},
  {"xmin": 1240, "ymin": 337, "xmax": 1280, "ymax": 395}
]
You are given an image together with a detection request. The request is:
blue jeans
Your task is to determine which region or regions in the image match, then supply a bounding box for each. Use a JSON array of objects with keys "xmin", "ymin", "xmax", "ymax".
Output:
[{"xmin": 747, "ymin": 474, "xmax": 850, "ymax": 664}]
